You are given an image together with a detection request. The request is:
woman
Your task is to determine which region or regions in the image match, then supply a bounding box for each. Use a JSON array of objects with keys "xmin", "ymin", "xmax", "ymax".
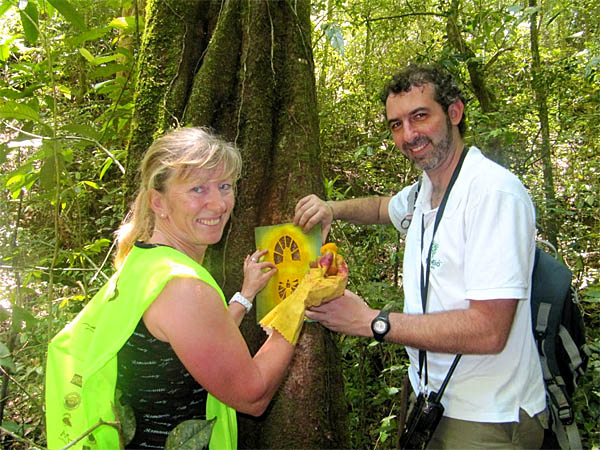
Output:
[{"xmin": 45, "ymin": 127, "xmax": 295, "ymax": 449}]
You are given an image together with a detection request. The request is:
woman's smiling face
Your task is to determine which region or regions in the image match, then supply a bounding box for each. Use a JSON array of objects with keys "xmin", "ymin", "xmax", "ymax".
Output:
[{"xmin": 151, "ymin": 164, "xmax": 235, "ymax": 251}]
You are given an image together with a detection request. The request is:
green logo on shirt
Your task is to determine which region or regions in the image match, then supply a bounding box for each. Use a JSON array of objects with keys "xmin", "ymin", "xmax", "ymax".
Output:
[{"xmin": 431, "ymin": 242, "xmax": 441, "ymax": 268}]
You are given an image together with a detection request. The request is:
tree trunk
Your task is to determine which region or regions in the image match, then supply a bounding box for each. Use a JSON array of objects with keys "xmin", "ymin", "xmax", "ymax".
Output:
[
  {"xmin": 446, "ymin": 0, "xmax": 505, "ymax": 166},
  {"xmin": 529, "ymin": 0, "xmax": 559, "ymax": 247},
  {"xmin": 125, "ymin": 1, "xmax": 349, "ymax": 448}
]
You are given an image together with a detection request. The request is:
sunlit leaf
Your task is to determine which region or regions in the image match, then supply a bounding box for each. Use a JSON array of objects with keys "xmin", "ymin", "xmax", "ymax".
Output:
[
  {"xmin": 19, "ymin": 0, "xmax": 38, "ymax": 44},
  {"xmin": 0, "ymin": 42, "xmax": 9, "ymax": 61},
  {"xmin": 109, "ymin": 16, "xmax": 131, "ymax": 30},
  {"xmin": 0, "ymin": 2, "xmax": 12, "ymax": 18},
  {"xmin": 46, "ymin": 0, "xmax": 86, "ymax": 32},
  {"xmin": 165, "ymin": 418, "xmax": 215, "ymax": 450},
  {"xmin": 78, "ymin": 47, "xmax": 95, "ymax": 63},
  {"xmin": 94, "ymin": 53, "xmax": 121, "ymax": 65},
  {"xmin": 59, "ymin": 295, "xmax": 85, "ymax": 308},
  {"xmin": 99, "ymin": 157, "xmax": 113, "ymax": 180},
  {"xmin": 84, "ymin": 238, "xmax": 111, "ymax": 252},
  {"xmin": 6, "ymin": 174, "xmax": 25, "ymax": 189},
  {"xmin": 0, "ymin": 101, "xmax": 41, "ymax": 122}
]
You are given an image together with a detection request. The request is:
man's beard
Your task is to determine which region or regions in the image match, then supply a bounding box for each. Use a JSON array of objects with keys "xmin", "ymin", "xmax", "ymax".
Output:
[{"xmin": 403, "ymin": 117, "xmax": 454, "ymax": 172}]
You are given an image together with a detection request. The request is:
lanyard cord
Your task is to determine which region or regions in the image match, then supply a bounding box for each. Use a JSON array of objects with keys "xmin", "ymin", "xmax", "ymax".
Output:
[{"xmin": 418, "ymin": 147, "xmax": 468, "ymax": 390}]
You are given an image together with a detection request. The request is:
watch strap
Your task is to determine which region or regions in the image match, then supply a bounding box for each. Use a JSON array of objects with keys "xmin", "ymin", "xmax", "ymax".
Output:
[
  {"xmin": 229, "ymin": 292, "xmax": 252, "ymax": 313},
  {"xmin": 371, "ymin": 309, "xmax": 390, "ymax": 342}
]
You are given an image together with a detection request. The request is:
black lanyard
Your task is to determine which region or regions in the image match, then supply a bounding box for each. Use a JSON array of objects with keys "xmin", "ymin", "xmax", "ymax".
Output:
[{"xmin": 418, "ymin": 147, "xmax": 468, "ymax": 388}]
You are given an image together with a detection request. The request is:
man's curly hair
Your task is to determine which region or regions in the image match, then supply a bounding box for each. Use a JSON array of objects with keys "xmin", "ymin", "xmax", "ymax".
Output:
[{"xmin": 380, "ymin": 64, "xmax": 468, "ymax": 136}]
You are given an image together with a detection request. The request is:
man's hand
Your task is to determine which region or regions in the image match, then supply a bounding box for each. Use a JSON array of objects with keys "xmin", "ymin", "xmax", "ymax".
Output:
[
  {"xmin": 294, "ymin": 194, "xmax": 334, "ymax": 243},
  {"xmin": 305, "ymin": 289, "xmax": 376, "ymax": 338}
]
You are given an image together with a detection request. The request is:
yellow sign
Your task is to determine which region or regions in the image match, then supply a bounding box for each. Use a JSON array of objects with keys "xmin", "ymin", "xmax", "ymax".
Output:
[{"xmin": 254, "ymin": 223, "xmax": 321, "ymax": 321}]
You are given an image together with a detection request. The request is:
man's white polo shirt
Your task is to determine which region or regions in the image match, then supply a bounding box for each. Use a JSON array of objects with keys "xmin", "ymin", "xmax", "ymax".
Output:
[{"xmin": 389, "ymin": 146, "xmax": 546, "ymax": 422}]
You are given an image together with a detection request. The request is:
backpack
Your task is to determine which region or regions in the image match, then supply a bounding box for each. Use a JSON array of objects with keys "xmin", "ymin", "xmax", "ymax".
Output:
[
  {"xmin": 401, "ymin": 182, "xmax": 590, "ymax": 449},
  {"xmin": 531, "ymin": 244, "xmax": 589, "ymax": 450}
]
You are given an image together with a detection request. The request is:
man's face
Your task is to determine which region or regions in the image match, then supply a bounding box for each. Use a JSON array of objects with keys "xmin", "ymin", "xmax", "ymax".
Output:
[{"xmin": 385, "ymin": 83, "xmax": 459, "ymax": 173}]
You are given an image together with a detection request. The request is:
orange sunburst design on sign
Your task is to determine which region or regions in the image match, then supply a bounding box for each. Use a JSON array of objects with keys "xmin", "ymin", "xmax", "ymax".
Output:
[{"xmin": 254, "ymin": 223, "xmax": 321, "ymax": 321}]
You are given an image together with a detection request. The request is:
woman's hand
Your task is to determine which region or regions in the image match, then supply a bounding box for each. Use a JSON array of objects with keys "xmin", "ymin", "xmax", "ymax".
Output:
[{"xmin": 241, "ymin": 249, "xmax": 277, "ymax": 301}]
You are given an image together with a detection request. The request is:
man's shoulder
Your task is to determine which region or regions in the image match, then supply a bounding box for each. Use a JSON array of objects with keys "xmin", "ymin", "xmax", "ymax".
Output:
[{"xmin": 467, "ymin": 147, "xmax": 527, "ymax": 194}]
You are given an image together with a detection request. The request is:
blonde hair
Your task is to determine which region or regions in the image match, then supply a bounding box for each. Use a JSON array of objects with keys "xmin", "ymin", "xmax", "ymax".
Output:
[{"xmin": 114, "ymin": 127, "xmax": 242, "ymax": 268}]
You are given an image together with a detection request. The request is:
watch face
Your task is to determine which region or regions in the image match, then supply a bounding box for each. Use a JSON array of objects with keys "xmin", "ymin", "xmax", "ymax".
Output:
[{"xmin": 373, "ymin": 319, "xmax": 388, "ymax": 334}]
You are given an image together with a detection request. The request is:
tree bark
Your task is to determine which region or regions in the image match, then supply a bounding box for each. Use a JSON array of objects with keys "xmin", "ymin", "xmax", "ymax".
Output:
[
  {"xmin": 125, "ymin": 1, "xmax": 349, "ymax": 448},
  {"xmin": 529, "ymin": 0, "xmax": 559, "ymax": 247},
  {"xmin": 446, "ymin": 0, "xmax": 505, "ymax": 166}
]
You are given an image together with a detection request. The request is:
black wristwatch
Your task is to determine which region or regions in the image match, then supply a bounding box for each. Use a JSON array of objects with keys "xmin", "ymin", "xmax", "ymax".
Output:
[{"xmin": 371, "ymin": 309, "xmax": 390, "ymax": 342}]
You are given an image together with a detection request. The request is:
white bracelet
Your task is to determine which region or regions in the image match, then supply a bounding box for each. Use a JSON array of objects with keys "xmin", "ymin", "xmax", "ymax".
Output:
[{"xmin": 229, "ymin": 292, "xmax": 253, "ymax": 313}]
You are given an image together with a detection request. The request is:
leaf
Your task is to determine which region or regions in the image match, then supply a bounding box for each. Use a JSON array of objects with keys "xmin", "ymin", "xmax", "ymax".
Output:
[
  {"xmin": 65, "ymin": 26, "xmax": 111, "ymax": 47},
  {"xmin": 59, "ymin": 294, "xmax": 85, "ymax": 308},
  {"xmin": 0, "ymin": 357, "xmax": 16, "ymax": 373},
  {"xmin": 46, "ymin": 0, "xmax": 87, "ymax": 32},
  {"xmin": 0, "ymin": 341, "xmax": 10, "ymax": 358},
  {"xmin": 93, "ymin": 53, "xmax": 121, "ymax": 65},
  {"xmin": 0, "ymin": 41, "xmax": 9, "ymax": 61},
  {"xmin": 0, "ymin": 101, "xmax": 41, "ymax": 122},
  {"xmin": 19, "ymin": 0, "xmax": 39, "ymax": 44},
  {"xmin": 165, "ymin": 418, "xmax": 215, "ymax": 450},
  {"xmin": 506, "ymin": 5, "xmax": 523, "ymax": 14},
  {"xmin": 12, "ymin": 305, "xmax": 37, "ymax": 330},
  {"xmin": 81, "ymin": 180, "xmax": 99, "ymax": 189},
  {"xmin": 39, "ymin": 150, "xmax": 65, "ymax": 192},
  {"xmin": 114, "ymin": 390, "xmax": 136, "ymax": 446},
  {"xmin": 109, "ymin": 16, "xmax": 133, "ymax": 30},
  {"xmin": 90, "ymin": 63, "xmax": 129, "ymax": 80},
  {"xmin": 62, "ymin": 123, "xmax": 101, "ymax": 141},
  {"xmin": 84, "ymin": 238, "xmax": 111, "ymax": 252},
  {"xmin": 78, "ymin": 47, "xmax": 95, "ymax": 63},
  {"xmin": 0, "ymin": 341, "xmax": 16, "ymax": 373},
  {"xmin": 0, "ymin": 2, "xmax": 13, "ymax": 18},
  {"xmin": 0, "ymin": 305, "xmax": 9, "ymax": 322},
  {"xmin": 323, "ymin": 23, "xmax": 344, "ymax": 56},
  {"xmin": 0, "ymin": 82, "xmax": 39, "ymax": 99}
]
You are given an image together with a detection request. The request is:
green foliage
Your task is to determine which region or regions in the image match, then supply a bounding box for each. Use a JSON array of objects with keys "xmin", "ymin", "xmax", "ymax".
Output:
[
  {"xmin": 114, "ymin": 390, "xmax": 136, "ymax": 446},
  {"xmin": 327, "ymin": 193, "xmax": 409, "ymax": 447},
  {"xmin": 0, "ymin": 0, "xmax": 139, "ymax": 447},
  {"xmin": 165, "ymin": 418, "xmax": 215, "ymax": 450}
]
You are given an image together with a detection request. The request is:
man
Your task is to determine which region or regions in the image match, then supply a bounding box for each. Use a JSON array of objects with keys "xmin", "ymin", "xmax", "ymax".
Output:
[{"xmin": 293, "ymin": 64, "xmax": 546, "ymax": 449}]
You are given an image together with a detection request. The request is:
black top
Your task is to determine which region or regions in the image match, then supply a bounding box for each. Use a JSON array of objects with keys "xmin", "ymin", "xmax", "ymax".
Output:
[{"xmin": 117, "ymin": 245, "xmax": 207, "ymax": 448}]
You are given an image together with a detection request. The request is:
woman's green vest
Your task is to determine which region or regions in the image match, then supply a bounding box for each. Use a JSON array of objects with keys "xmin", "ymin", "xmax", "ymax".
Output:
[{"xmin": 45, "ymin": 245, "xmax": 237, "ymax": 449}]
